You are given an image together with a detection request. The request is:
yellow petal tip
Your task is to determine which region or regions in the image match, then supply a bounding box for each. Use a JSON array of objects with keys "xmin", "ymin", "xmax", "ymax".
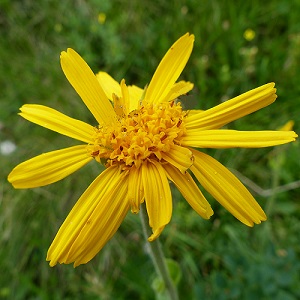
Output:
[{"xmin": 147, "ymin": 226, "xmax": 165, "ymax": 242}]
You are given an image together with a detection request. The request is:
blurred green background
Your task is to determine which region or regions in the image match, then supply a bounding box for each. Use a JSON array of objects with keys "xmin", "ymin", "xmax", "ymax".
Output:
[{"xmin": 1, "ymin": 0, "xmax": 300, "ymax": 299}]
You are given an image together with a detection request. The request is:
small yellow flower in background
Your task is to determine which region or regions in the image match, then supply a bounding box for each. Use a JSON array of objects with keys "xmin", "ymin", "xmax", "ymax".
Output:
[
  {"xmin": 98, "ymin": 13, "xmax": 106, "ymax": 24},
  {"xmin": 8, "ymin": 33, "xmax": 297, "ymax": 267},
  {"xmin": 244, "ymin": 28, "xmax": 256, "ymax": 41}
]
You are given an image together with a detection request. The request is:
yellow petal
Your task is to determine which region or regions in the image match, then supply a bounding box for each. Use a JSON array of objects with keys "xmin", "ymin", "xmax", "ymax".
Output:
[
  {"xmin": 186, "ymin": 109, "xmax": 204, "ymax": 116},
  {"xmin": 142, "ymin": 161, "xmax": 172, "ymax": 241},
  {"xmin": 149, "ymin": 227, "xmax": 165, "ymax": 242},
  {"xmin": 163, "ymin": 81, "xmax": 194, "ymax": 102},
  {"xmin": 186, "ymin": 83, "xmax": 277, "ymax": 130},
  {"xmin": 67, "ymin": 174, "xmax": 129, "ymax": 266},
  {"xmin": 128, "ymin": 166, "xmax": 144, "ymax": 213},
  {"xmin": 144, "ymin": 33, "xmax": 194, "ymax": 105},
  {"xmin": 47, "ymin": 166, "xmax": 129, "ymax": 267},
  {"xmin": 164, "ymin": 164, "xmax": 213, "ymax": 219},
  {"xmin": 182, "ymin": 129, "xmax": 298, "ymax": 148},
  {"xmin": 161, "ymin": 144, "xmax": 194, "ymax": 173},
  {"xmin": 96, "ymin": 71, "xmax": 144, "ymax": 113},
  {"xmin": 128, "ymin": 85, "xmax": 144, "ymax": 112},
  {"xmin": 190, "ymin": 150, "xmax": 266, "ymax": 226},
  {"xmin": 8, "ymin": 145, "xmax": 93, "ymax": 189},
  {"xmin": 19, "ymin": 104, "xmax": 95, "ymax": 144},
  {"xmin": 96, "ymin": 71, "xmax": 121, "ymax": 101},
  {"xmin": 277, "ymin": 120, "xmax": 294, "ymax": 131},
  {"xmin": 120, "ymin": 79, "xmax": 130, "ymax": 115},
  {"xmin": 60, "ymin": 49, "xmax": 116, "ymax": 125}
]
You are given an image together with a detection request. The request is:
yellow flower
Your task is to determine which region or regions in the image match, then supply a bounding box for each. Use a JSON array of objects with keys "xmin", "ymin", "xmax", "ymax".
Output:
[
  {"xmin": 97, "ymin": 13, "xmax": 106, "ymax": 25},
  {"xmin": 244, "ymin": 29, "xmax": 256, "ymax": 41},
  {"xmin": 8, "ymin": 33, "xmax": 297, "ymax": 267}
]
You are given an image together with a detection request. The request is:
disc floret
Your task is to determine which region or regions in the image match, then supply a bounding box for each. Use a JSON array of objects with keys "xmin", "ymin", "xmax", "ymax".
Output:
[{"xmin": 89, "ymin": 101, "xmax": 187, "ymax": 170}]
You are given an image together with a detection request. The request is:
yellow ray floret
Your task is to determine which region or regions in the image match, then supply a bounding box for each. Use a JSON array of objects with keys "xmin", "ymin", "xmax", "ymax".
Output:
[
  {"xmin": 164, "ymin": 80, "xmax": 194, "ymax": 102},
  {"xmin": 60, "ymin": 49, "xmax": 116, "ymax": 125},
  {"xmin": 19, "ymin": 104, "xmax": 95, "ymax": 143},
  {"xmin": 164, "ymin": 163, "xmax": 213, "ymax": 219},
  {"xmin": 96, "ymin": 71, "xmax": 122, "ymax": 101},
  {"xmin": 142, "ymin": 161, "xmax": 172, "ymax": 241},
  {"xmin": 47, "ymin": 166, "xmax": 129, "ymax": 267},
  {"xmin": 144, "ymin": 33, "xmax": 194, "ymax": 105},
  {"xmin": 182, "ymin": 129, "xmax": 298, "ymax": 148},
  {"xmin": 128, "ymin": 166, "xmax": 144, "ymax": 214},
  {"xmin": 190, "ymin": 150, "xmax": 267, "ymax": 226},
  {"xmin": 185, "ymin": 83, "xmax": 277, "ymax": 130},
  {"xmin": 8, "ymin": 145, "xmax": 93, "ymax": 189}
]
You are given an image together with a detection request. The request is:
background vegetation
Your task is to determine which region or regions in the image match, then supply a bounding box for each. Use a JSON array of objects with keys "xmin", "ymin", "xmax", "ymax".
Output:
[{"xmin": 1, "ymin": 0, "xmax": 299, "ymax": 299}]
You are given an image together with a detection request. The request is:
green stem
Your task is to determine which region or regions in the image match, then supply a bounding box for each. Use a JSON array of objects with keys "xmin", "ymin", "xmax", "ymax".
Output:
[
  {"xmin": 261, "ymin": 153, "xmax": 282, "ymax": 250},
  {"xmin": 140, "ymin": 203, "xmax": 179, "ymax": 300},
  {"xmin": 265, "ymin": 157, "xmax": 281, "ymax": 216}
]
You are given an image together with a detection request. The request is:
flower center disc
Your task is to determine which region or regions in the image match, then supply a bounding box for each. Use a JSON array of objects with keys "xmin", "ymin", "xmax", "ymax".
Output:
[{"xmin": 89, "ymin": 101, "xmax": 186, "ymax": 170}]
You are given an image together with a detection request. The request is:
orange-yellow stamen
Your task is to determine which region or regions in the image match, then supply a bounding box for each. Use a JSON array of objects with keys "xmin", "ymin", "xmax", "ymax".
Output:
[{"xmin": 88, "ymin": 101, "xmax": 187, "ymax": 170}]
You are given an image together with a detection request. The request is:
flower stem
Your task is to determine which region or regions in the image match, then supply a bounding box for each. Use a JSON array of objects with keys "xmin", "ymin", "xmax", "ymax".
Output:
[{"xmin": 140, "ymin": 203, "xmax": 179, "ymax": 300}]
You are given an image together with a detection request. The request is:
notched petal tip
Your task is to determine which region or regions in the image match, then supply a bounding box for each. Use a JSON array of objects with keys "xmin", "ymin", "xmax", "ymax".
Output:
[
  {"xmin": 243, "ymin": 212, "xmax": 267, "ymax": 227},
  {"xmin": 47, "ymin": 259, "xmax": 57, "ymax": 268},
  {"xmin": 60, "ymin": 49, "xmax": 69, "ymax": 59},
  {"xmin": 61, "ymin": 48, "xmax": 74, "ymax": 56},
  {"xmin": 130, "ymin": 205, "xmax": 140, "ymax": 214},
  {"xmin": 46, "ymin": 251, "xmax": 59, "ymax": 267},
  {"xmin": 183, "ymin": 32, "xmax": 195, "ymax": 41},
  {"xmin": 60, "ymin": 48, "xmax": 79, "ymax": 63},
  {"xmin": 291, "ymin": 131, "xmax": 298, "ymax": 140},
  {"xmin": 203, "ymin": 205, "xmax": 214, "ymax": 219}
]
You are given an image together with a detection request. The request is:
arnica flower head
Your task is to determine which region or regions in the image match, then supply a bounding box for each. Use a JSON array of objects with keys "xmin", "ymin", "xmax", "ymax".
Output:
[{"xmin": 8, "ymin": 33, "xmax": 297, "ymax": 267}]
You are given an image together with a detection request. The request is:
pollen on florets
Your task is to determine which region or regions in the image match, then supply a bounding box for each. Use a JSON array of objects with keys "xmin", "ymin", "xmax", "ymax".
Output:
[{"xmin": 87, "ymin": 101, "xmax": 187, "ymax": 170}]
